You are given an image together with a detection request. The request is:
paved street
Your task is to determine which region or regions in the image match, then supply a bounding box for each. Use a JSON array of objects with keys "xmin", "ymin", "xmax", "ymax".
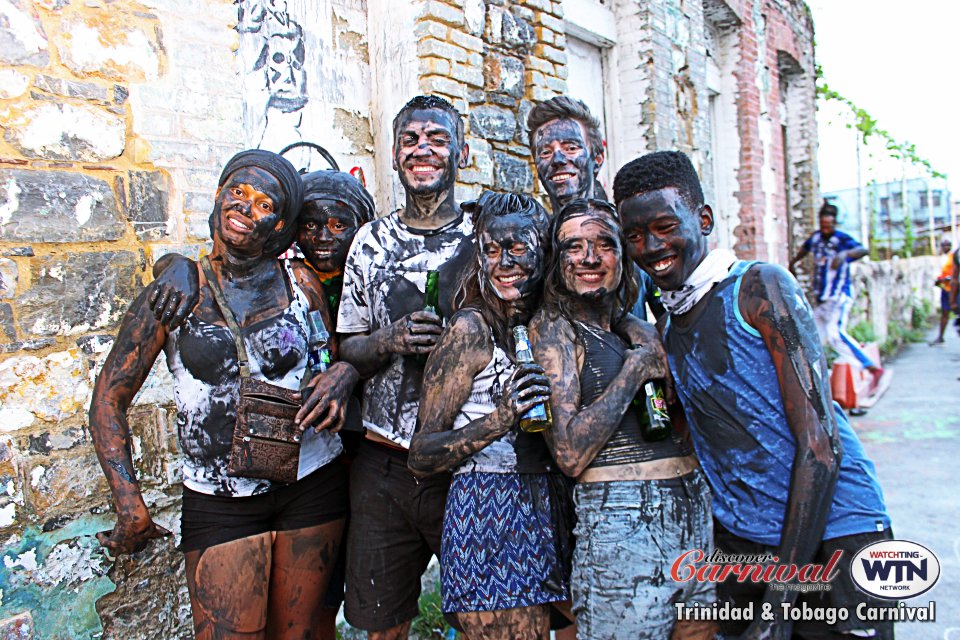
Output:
[{"xmin": 850, "ymin": 329, "xmax": 960, "ymax": 640}]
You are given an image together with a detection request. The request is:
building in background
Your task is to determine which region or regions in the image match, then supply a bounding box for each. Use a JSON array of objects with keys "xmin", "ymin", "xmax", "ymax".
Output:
[
  {"xmin": 0, "ymin": 0, "xmax": 818, "ymax": 635},
  {"xmin": 825, "ymin": 176, "xmax": 952, "ymax": 257}
]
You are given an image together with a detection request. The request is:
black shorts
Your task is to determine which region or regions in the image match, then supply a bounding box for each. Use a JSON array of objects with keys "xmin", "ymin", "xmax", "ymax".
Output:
[
  {"xmin": 180, "ymin": 459, "xmax": 348, "ymax": 553},
  {"xmin": 715, "ymin": 522, "xmax": 895, "ymax": 639},
  {"xmin": 344, "ymin": 440, "xmax": 450, "ymax": 631}
]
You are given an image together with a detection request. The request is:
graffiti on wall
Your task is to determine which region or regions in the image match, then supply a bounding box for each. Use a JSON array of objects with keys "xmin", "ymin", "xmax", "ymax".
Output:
[
  {"xmin": 233, "ymin": 0, "xmax": 374, "ymax": 177},
  {"xmin": 236, "ymin": 0, "xmax": 308, "ymax": 149}
]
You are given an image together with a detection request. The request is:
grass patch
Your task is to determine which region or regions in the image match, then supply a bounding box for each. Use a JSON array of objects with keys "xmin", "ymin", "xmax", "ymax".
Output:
[
  {"xmin": 410, "ymin": 581, "xmax": 458, "ymax": 639},
  {"xmin": 337, "ymin": 581, "xmax": 459, "ymax": 639},
  {"xmin": 848, "ymin": 321, "xmax": 877, "ymax": 345}
]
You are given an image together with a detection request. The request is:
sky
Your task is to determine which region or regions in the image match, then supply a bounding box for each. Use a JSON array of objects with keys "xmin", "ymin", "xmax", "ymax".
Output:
[{"xmin": 807, "ymin": 1, "xmax": 960, "ymax": 198}]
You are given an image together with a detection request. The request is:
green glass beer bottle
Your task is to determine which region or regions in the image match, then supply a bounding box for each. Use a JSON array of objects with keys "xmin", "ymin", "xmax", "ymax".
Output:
[
  {"xmin": 306, "ymin": 310, "xmax": 332, "ymax": 375},
  {"xmin": 512, "ymin": 325, "xmax": 552, "ymax": 433},
  {"xmin": 414, "ymin": 270, "xmax": 440, "ymax": 366},
  {"xmin": 423, "ymin": 270, "xmax": 439, "ymax": 316},
  {"xmin": 634, "ymin": 379, "xmax": 671, "ymax": 441}
]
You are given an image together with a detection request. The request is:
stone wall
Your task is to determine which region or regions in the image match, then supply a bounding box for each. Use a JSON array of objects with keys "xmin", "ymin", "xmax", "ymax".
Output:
[
  {"xmin": 849, "ymin": 256, "xmax": 942, "ymax": 346},
  {"xmin": 0, "ymin": 0, "xmax": 821, "ymax": 636}
]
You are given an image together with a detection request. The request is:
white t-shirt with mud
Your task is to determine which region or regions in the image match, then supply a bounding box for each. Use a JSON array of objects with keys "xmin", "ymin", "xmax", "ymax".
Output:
[
  {"xmin": 165, "ymin": 260, "xmax": 342, "ymax": 497},
  {"xmin": 337, "ymin": 211, "xmax": 473, "ymax": 448}
]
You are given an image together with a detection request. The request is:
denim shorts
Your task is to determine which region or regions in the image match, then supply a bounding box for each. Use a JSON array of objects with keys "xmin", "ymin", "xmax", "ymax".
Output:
[{"xmin": 571, "ymin": 469, "xmax": 715, "ymax": 640}]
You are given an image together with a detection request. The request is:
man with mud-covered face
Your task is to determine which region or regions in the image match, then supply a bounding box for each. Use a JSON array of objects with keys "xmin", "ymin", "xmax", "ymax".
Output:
[
  {"xmin": 614, "ymin": 151, "xmax": 893, "ymax": 640},
  {"xmin": 336, "ymin": 95, "xmax": 472, "ymax": 640},
  {"xmin": 527, "ymin": 96, "xmax": 664, "ymax": 324},
  {"xmin": 527, "ymin": 96, "xmax": 605, "ymax": 214}
]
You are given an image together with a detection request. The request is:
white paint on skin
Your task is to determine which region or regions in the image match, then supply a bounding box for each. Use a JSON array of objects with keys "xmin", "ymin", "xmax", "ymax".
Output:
[{"xmin": 0, "ymin": 177, "xmax": 21, "ymax": 227}]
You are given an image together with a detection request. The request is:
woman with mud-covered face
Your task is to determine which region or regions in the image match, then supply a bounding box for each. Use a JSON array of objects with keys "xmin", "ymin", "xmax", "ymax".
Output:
[
  {"xmin": 410, "ymin": 192, "xmax": 572, "ymax": 639},
  {"xmin": 89, "ymin": 150, "xmax": 357, "ymax": 639},
  {"xmin": 529, "ymin": 199, "xmax": 716, "ymax": 639}
]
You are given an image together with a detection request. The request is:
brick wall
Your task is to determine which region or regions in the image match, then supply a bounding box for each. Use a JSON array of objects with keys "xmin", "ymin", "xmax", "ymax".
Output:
[
  {"xmin": 0, "ymin": 0, "xmax": 820, "ymax": 635},
  {"xmin": 412, "ymin": 0, "xmax": 568, "ymax": 205}
]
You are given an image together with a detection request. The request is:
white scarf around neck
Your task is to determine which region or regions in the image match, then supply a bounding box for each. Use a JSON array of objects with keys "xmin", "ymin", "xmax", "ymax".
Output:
[{"xmin": 660, "ymin": 248, "xmax": 738, "ymax": 315}]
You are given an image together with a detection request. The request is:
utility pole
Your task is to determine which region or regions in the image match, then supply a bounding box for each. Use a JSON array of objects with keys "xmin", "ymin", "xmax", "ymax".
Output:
[
  {"xmin": 927, "ymin": 178, "xmax": 935, "ymax": 255},
  {"xmin": 901, "ymin": 158, "xmax": 911, "ymax": 257},
  {"xmin": 856, "ymin": 133, "xmax": 868, "ymax": 249}
]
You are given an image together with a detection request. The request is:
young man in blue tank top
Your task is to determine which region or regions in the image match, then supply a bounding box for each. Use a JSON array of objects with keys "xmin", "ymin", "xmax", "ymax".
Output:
[{"xmin": 613, "ymin": 151, "xmax": 893, "ymax": 640}]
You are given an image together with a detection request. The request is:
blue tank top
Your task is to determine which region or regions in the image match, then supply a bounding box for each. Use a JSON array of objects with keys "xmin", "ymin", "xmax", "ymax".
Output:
[{"xmin": 663, "ymin": 260, "xmax": 889, "ymax": 546}]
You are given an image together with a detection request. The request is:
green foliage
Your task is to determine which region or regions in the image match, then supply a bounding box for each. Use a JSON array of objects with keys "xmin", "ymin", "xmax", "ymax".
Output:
[
  {"xmin": 815, "ymin": 65, "xmax": 946, "ymax": 179},
  {"xmin": 880, "ymin": 301, "xmax": 932, "ymax": 356},
  {"xmin": 911, "ymin": 297, "xmax": 934, "ymax": 330},
  {"xmin": 410, "ymin": 581, "xmax": 458, "ymax": 639},
  {"xmin": 823, "ymin": 344, "xmax": 839, "ymax": 367},
  {"xmin": 849, "ymin": 321, "xmax": 877, "ymax": 345},
  {"xmin": 336, "ymin": 582, "xmax": 460, "ymax": 639}
]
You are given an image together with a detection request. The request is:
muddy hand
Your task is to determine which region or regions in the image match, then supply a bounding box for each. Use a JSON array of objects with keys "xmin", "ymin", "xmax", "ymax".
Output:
[
  {"xmin": 148, "ymin": 254, "xmax": 199, "ymax": 330},
  {"xmin": 495, "ymin": 363, "xmax": 550, "ymax": 428},
  {"xmin": 296, "ymin": 362, "xmax": 359, "ymax": 432},
  {"xmin": 97, "ymin": 514, "xmax": 171, "ymax": 556},
  {"xmin": 387, "ymin": 310, "xmax": 443, "ymax": 356}
]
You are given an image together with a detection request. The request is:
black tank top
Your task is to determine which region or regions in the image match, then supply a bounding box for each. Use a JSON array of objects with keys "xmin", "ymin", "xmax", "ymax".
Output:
[{"xmin": 576, "ymin": 322, "xmax": 693, "ymax": 468}]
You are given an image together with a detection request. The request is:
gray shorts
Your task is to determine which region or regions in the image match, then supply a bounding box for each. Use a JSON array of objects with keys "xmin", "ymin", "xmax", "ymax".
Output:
[{"xmin": 571, "ymin": 469, "xmax": 715, "ymax": 640}]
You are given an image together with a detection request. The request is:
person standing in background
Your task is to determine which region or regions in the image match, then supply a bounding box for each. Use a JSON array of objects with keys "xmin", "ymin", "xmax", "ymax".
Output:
[
  {"xmin": 931, "ymin": 238, "xmax": 953, "ymax": 345},
  {"xmin": 790, "ymin": 200, "xmax": 883, "ymax": 388}
]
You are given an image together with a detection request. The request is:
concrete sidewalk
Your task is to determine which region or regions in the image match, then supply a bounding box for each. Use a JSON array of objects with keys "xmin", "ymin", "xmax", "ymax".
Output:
[{"xmin": 848, "ymin": 329, "xmax": 960, "ymax": 640}]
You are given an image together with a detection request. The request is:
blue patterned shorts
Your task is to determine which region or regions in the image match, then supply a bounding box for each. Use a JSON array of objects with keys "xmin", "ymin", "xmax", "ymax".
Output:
[{"xmin": 441, "ymin": 471, "xmax": 570, "ymax": 613}]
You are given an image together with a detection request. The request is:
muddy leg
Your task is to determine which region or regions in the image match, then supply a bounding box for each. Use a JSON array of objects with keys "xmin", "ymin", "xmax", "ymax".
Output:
[
  {"xmin": 266, "ymin": 519, "xmax": 346, "ymax": 639},
  {"xmin": 184, "ymin": 533, "xmax": 272, "ymax": 640},
  {"xmin": 456, "ymin": 605, "xmax": 549, "ymax": 640}
]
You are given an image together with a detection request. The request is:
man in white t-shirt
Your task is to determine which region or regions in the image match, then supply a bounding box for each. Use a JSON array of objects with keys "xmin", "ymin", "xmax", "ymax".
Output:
[{"xmin": 337, "ymin": 95, "xmax": 472, "ymax": 639}]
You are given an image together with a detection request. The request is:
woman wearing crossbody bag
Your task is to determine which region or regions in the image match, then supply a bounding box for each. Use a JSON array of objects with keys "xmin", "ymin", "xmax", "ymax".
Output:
[{"xmin": 89, "ymin": 149, "xmax": 358, "ymax": 638}]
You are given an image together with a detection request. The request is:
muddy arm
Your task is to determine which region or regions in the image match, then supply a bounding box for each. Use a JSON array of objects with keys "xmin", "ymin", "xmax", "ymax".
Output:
[
  {"xmin": 89, "ymin": 287, "xmax": 172, "ymax": 554},
  {"xmin": 529, "ymin": 312, "xmax": 663, "ymax": 478},
  {"xmin": 738, "ymin": 263, "xmax": 842, "ymax": 639},
  {"xmin": 409, "ymin": 311, "xmax": 549, "ymax": 476}
]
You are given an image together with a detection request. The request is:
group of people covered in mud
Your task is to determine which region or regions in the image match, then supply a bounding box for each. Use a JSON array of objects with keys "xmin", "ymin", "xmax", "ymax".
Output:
[{"xmin": 89, "ymin": 94, "xmax": 894, "ymax": 640}]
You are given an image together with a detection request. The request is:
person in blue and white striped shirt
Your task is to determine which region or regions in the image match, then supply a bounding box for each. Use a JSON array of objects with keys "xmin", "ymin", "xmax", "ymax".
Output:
[{"xmin": 790, "ymin": 201, "xmax": 883, "ymax": 385}]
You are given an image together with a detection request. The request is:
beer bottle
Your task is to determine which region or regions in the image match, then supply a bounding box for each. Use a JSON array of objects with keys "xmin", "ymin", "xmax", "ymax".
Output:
[
  {"xmin": 306, "ymin": 310, "xmax": 332, "ymax": 375},
  {"xmin": 512, "ymin": 325, "xmax": 552, "ymax": 433},
  {"xmin": 424, "ymin": 269, "xmax": 440, "ymax": 316},
  {"xmin": 414, "ymin": 270, "xmax": 441, "ymax": 366},
  {"xmin": 634, "ymin": 379, "xmax": 671, "ymax": 442}
]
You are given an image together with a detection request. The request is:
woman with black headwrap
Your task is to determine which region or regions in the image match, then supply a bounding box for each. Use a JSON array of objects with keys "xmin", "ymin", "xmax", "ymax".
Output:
[
  {"xmin": 296, "ymin": 170, "xmax": 375, "ymax": 319},
  {"xmin": 89, "ymin": 150, "xmax": 357, "ymax": 638}
]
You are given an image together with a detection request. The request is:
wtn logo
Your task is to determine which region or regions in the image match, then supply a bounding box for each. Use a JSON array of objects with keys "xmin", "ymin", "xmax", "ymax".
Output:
[
  {"xmin": 861, "ymin": 558, "xmax": 927, "ymax": 583},
  {"xmin": 851, "ymin": 541, "xmax": 940, "ymax": 600}
]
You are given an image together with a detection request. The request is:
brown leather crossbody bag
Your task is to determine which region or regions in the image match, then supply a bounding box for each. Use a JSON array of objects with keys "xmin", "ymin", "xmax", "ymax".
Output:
[{"xmin": 200, "ymin": 257, "xmax": 302, "ymax": 484}]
